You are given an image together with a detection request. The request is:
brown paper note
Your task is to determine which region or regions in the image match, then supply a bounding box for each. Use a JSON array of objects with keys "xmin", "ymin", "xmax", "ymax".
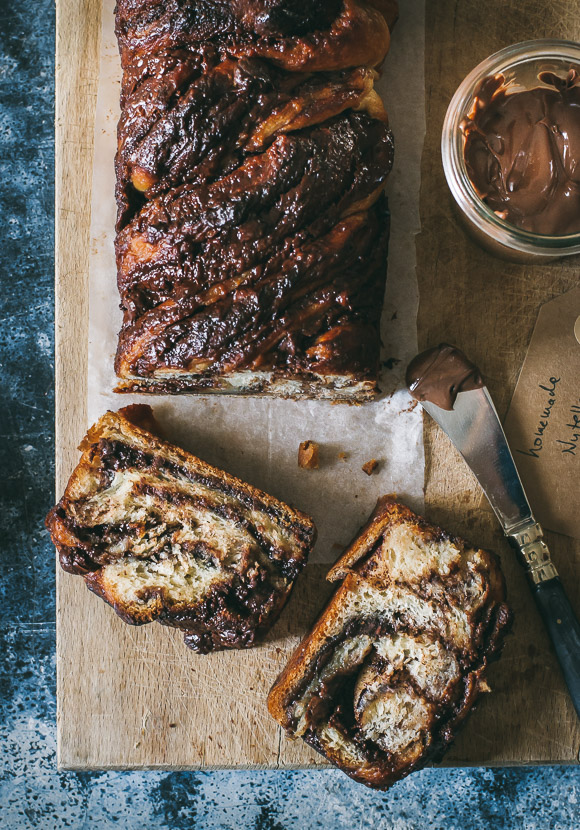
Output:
[{"xmin": 504, "ymin": 286, "xmax": 580, "ymax": 539}]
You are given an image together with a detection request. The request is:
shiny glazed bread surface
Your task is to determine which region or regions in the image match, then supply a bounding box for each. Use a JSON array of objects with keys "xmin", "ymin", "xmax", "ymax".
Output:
[{"xmin": 113, "ymin": 0, "xmax": 397, "ymax": 399}]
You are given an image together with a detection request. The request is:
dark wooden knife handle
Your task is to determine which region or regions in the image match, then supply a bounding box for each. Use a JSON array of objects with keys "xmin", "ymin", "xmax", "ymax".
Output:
[{"xmin": 532, "ymin": 577, "xmax": 580, "ymax": 720}]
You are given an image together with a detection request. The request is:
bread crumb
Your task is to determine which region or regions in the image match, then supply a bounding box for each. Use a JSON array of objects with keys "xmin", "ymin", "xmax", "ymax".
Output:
[
  {"xmin": 338, "ymin": 452, "xmax": 347, "ymax": 462},
  {"xmin": 362, "ymin": 459, "xmax": 379, "ymax": 476},
  {"xmin": 298, "ymin": 440, "xmax": 319, "ymax": 469}
]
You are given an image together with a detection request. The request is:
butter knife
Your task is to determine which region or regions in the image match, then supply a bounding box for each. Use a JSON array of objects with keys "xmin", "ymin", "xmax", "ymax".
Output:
[{"xmin": 409, "ymin": 357, "xmax": 580, "ymax": 720}]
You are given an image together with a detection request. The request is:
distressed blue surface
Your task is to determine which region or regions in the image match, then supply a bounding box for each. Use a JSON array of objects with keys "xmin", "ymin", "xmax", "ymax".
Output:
[{"xmin": 0, "ymin": 2, "xmax": 578, "ymax": 827}]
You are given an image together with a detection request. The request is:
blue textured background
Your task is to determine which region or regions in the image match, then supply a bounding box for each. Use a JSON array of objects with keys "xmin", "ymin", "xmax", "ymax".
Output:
[{"xmin": 0, "ymin": 3, "xmax": 578, "ymax": 827}]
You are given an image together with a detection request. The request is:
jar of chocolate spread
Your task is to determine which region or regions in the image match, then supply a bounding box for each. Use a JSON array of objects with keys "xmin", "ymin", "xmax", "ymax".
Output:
[{"xmin": 442, "ymin": 40, "xmax": 580, "ymax": 262}]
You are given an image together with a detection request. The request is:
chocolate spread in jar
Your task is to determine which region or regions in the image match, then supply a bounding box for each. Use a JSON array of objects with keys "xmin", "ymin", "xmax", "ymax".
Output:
[
  {"xmin": 406, "ymin": 343, "xmax": 484, "ymax": 410},
  {"xmin": 462, "ymin": 69, "xmax": 580, "ymax": 235}
]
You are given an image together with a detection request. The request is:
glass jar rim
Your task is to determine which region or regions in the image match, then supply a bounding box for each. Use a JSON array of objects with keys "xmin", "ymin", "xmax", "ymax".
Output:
[{"xmin": 442, "ymin": 38, "xmax": 580, "ymax": 254}]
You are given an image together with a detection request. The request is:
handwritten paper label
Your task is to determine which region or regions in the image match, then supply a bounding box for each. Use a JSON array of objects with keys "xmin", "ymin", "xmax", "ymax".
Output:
[{"xmin": 504, "ymin": 286, "xmax": 580, "ymax": 538}]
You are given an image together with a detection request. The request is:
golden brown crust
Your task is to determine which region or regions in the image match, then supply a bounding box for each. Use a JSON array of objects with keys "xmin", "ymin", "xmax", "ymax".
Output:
[
  {"xmin": 268, "ymin": 497, "xmax": 512, "ymax": 789},
  {"xmin": 326, "ymin": 493, "xmax": 402, "ymax": 581},
  {"xmin": 267, "ymin": 573, "xmax": 359, "ymax": 718},
  {"xmin": 47, "ymin": 406, "xmax": 316, "ymax": 653}
]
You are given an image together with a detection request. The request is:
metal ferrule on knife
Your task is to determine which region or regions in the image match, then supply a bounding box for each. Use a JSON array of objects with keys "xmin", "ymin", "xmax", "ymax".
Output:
[{"xmin": 507, "ymin": 521, "xmax": 559, "ymax": 585}]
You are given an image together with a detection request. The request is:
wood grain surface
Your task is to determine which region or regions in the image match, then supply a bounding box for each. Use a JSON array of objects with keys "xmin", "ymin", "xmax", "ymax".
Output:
[{"xmin": 55, "ymin": 0, "xmax": 580, "ymax": 768}]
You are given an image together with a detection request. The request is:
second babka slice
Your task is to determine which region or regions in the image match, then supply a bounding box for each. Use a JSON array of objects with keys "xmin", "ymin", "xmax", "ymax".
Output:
[
  {"xmin": 268, "ymin": 497, "xmax": 511, "ymax": 788},
  {"xmin": 46, "ymin": 405, "xmax": 316, "ymax": 653}
]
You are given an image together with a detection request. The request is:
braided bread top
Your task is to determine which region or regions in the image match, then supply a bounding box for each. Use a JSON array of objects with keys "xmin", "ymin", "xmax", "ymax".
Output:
[{"xmin": 113, "ymin": 1, "xmax": 398, "ymax": 398}]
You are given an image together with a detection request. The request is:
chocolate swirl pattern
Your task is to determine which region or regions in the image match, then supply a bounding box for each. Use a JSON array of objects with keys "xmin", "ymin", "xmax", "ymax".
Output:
[
  {"xmin": 46, "ymin": 405, "xmax": 316, "ymax": 653},
  {"xmin": 268, "ymin": 498, "xmax": 511, "ymax": 788},
  {"xmin": 113, "ymin": 1, "xmax": 397, "ymax": 399}
]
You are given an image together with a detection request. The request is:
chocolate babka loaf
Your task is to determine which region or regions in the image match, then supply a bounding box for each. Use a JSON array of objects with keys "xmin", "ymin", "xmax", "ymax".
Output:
[
  {"xmin": 113, "ymin": 1, "xmax": 398, "ymax": 400},
  {"xmin": 46, "ymin": 405, "xmax": 316, "ymax": 652},
  {"xmin": 268, "ymin": 497, "xmax": 511, "ymax": 788}
]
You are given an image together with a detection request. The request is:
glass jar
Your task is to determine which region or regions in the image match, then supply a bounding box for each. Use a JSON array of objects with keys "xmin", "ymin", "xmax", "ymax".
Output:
[{"xmin": 442, "ymin": 39, "xmax": 580, "ymax": 262}]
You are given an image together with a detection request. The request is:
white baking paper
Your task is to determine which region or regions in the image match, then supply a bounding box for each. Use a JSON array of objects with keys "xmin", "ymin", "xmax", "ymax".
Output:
[{"xmin": 88, "ymin": 0, "xmax": 426, "ymax": 563}]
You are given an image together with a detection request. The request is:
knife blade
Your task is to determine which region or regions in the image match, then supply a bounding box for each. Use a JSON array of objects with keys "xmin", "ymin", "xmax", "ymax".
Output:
[
  {"xmin": 420, "ymin": 387, "xmax": 532, "ymax": 537},
  {"xmin": 417, "ymin": 385, "xmax": 580, "ymax": 720}
]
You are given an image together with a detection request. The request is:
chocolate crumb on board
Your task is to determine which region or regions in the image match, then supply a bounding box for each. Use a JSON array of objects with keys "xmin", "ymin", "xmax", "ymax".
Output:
[
  {"xmin": 298, "ymin": 441, "xmax": 319, "ymax": 469},
  {"xmin": 362, "ymin": 459, "xmax": 379, "ymax": 475}
]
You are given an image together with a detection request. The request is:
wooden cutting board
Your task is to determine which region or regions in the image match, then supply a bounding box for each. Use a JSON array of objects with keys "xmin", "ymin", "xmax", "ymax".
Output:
[{"xmin": 55, "ymin": 0, "xmax": 580, "ymax": 768}]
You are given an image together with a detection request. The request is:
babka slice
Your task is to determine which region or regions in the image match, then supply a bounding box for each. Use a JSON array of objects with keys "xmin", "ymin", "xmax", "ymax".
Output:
[
  {"xmin": 47, "ymin": 405, "xmax": 316, "ymax": 653},
  {"xmin": 268, "ymin": 497, "xmax": 511, "ymax": 788}
]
